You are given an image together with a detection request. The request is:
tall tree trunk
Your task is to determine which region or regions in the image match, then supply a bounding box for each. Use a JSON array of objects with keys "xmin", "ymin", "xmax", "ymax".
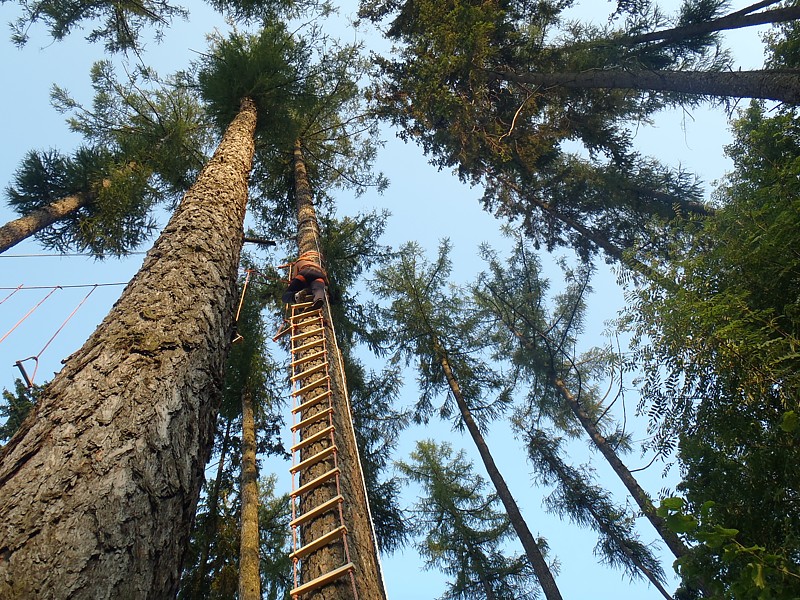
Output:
[
  {"xmin": 292, "ymin": 140, "xmax": 388, "ymax": 600},
  {"xmin": 433, "ymin": 341, "xmax": 563, "ymax": 600},
  {"xmin": 622, "ymin": 3, "xmax": 800, "ymax": 46},
  {"xmin": 0, "ymin": 96, "xmax": 257, "ymax": 600},
  {"xmin": 194, "ymin": 417, "xmax": 233, "ymax": 597},
  {"xmin": 551, "ymin": 377, "xmax": 689, "ymax": 560},
  {"xmin": 496, "ymin": 69, "xmax": 800, "ymax": 104},
  {"xmin": 239, "ymin": 385, "xmax": 261, "ymax": 600},
  {"xmin": 0, "ymin": 194, "xmax": 89, "ymax": 253}
]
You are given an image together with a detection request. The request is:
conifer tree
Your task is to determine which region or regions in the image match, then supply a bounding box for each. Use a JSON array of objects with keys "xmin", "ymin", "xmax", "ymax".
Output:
[
  {"xmin": 371, "ymin": 240, "xmax": 562, "ymax": 600},
  {"xmin": 359, "ymin": 0, "xmax": 797, "ymax": 269},
  {"xmin": 473, "ymin": 235, "xmax": 690, "ymax": 562},
  {"xmin": 398, "ymin": 440, "xmax": 539, "ymax": 600},
  {"xmin": 1, "ymin": 63, "xmax": 211, "ymax": 255},
  {"xmin": 0, "ymin": 24, "xmax": 302, "ymax": 598}
]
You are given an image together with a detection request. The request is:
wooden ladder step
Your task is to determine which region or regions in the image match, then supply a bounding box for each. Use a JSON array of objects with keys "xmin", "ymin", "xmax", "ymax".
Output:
[
  {"xmin": 291, "ymin": 349, "xmax": 327, "ymax": 368},
  {"xmin": 291, "ymin": 338, "xmax": 326, "ymax": 354},
  {"xmin": 292, "ymin": 361, "xmax": 327, "ymax": 382},
  {"xmin": 290, "ymin": 561, "xmax": 354, "ymax": 598},
  {"xmin": 290, "ymin": 494, "xmax": 343, "ymax": 528},
  {"xmin": 290, "ymin": 525, "xmax": 347, "ymax": 561},
  {"xmin": 290, "ymin": 445, "xmax": 336, "ymax": 474},
  {"xmin": 292, "ymin": 407, "xmax": 333, "ymax": 433},
  {"xmin": 290, "ymin": 425, "xmax": 334, "ymax": 453},
  {"xmin": 292, "ymin": 390, "xmax": 332, "ymax": 414},
  {"xmin": 291, "ymin": 467, "xmax": 340, "ymax": 498},
  {"xmin": 291, "ymin": 376, "xmax": 330, "ymax": 398},
  {"xmin": 291, "ymin": 325, "xmax": 324, "ymax": 343}
]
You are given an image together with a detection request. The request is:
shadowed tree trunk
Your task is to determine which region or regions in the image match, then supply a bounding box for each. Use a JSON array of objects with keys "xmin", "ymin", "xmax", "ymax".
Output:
[
  {"xmin": 0, "ymin": 194, "xmax": 89, "ymax": 253},
  {"xmin": 239, "ymin": 386, "xmax": 261, "ymax": 600},
  {"xmin": 496, "ymin": 69, "xmax": 800, "ymax": 104},
  {"xmin": 291, "ymin": 139, "xmax": 388, "ymax": 600},
  {"xmin": 194, "ymin": 417, "xmax": 234, "ymax": 597},
  {"xmin": 552, "ymin": 377, "xmax": 689, "ymax": 560},
  {"xmin": 0, "ymin": 96, "xmax": 257, "ymax": 599},
  {"xmin": 621, "ymin": 3, "xmax": 800, "ymax": 45}
]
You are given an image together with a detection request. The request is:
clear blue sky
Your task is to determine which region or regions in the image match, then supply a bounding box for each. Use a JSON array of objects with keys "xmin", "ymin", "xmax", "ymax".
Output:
[{"xmin": 0, "ymin": 1, "xmax": 768, "ymax": 598}]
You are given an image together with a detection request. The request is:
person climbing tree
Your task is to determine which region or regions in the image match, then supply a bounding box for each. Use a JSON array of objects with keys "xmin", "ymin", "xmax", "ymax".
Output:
[{"xmin": 281, "ymin": 249, "xmax": 328, "ymax": 310}]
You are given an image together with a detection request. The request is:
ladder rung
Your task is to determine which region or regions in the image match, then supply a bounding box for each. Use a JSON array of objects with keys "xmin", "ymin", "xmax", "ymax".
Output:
[
  {"xmin": 290, "ymin": 561, "xmax": 354, "ymax": 598},
  {"xmin": 291, "ymin": 338, "xmax": 326, "ymax": 354},
  {"xmin": 292, "ymin": 407, "xmax": 333, "ymax": 433},
  {"xmin": 290, "ymin": 311, "xmax": 321, "ymax": 326},
  {"xmin": 292, "ymin": 361, "xmax": 327, "ymax": 382},
  {"xmin": 291, "ymin": 376, "xmax": 330, "ymax": 397},
  {"xmin": 291, "ymin": 326, "xmax": 324, "ymax": 343},
  {"xmin": 290, "ymin": 494, "xmax": 343, "ymax": 528},
  {"xmin": 290, "ymin": 445, "xmax": 336, "ymax": 474},
  {"xmin": 292, "ymin": 390, "xmax": 332, "ymax": 414},
  {"xmin": 291, "ymin": 349, "xmax": 327, "ymax": 368},
  {"xmin": 291, "ymin": 467, "xmax": 340, "ymax": 498},
  {"xmin": 290, "ymin": 525, "xmax": 347, "ymax": 561},
  {"xmin": 290, "ymin": 426, "xmax": 334, "ymax": 452}
]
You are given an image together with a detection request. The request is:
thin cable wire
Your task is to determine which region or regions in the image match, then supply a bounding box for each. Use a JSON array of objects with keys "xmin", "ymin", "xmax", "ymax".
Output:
[
  {"xmin": 0, "ymin": 287, "xmax": 61, "ymax": 346},
  {"xmin": 0, "ymin": 282, "xmax": 127, "ymax": 290},
  {"xmin": 0, "ymin": 252, "xmax": 146, "ymax": 258},
  {"xmin": 35, "ymin": 285, "xmax": 98, "ymax": 361},
  {"xmin": 0, "ymin": 284, "xmax": 23, "ymax": 305}
]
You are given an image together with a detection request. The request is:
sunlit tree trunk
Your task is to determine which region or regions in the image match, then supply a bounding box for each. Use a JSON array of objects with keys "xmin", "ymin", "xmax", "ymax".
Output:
[
  {"xmin": 0, "ymin": 194, "xmax": 88, "ymax": 253},
  {"xmin": 292, "ymin": 139, "xmax": 388, "ymax": 600},
  {"xmin": 0, "ymin": 96, "xmax": 257, "ymax": 599},
  {"xmin": 239, "ymin": 386, "xmax": 261, "ymax": 600}
]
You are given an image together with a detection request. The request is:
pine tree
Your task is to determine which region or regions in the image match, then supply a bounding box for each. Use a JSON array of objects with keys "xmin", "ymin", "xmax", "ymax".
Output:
[
  {"xmin": 0, "ymin": 24, "xmax": 302, "ymax": 598},
  {"xmin": 2, "ymin": 63, "xmax": 211, "ymax": 255},
  {"xmin": 359, "ymin": 0, "xmax": 797, "ymax": 270},
  {"xmin": 398, "ymin": 440, "xmax": 540, "ymax": 600},
  {"xmin": 371, "ymin": 240, "xmax": 563, "ymax": 600},
  {"xmin": 473, "ymin": 234, "xmax": 690, "ymax": 562}
]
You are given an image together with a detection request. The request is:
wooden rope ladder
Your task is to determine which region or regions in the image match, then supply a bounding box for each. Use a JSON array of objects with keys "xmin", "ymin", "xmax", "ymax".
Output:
[{"xmin": 288, "ymin": 298, "xmax": 357, "ymax": 599}]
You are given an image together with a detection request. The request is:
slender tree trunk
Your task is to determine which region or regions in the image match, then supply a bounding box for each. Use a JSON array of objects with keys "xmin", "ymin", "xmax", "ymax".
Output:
[
  {"xmin": 0, "ymin": 194, "xmax": 89, "ymax": 253},
  {"xmin": 496, "ymin": 69, "xmax": 800, "ymax": 104},
  {"xmin": 622, "ymin": 4, "xmax": 800, "ymax": 46},
  {"xmin": 434, "ymin": 342, "xmax": 563, "ymax": 600},
  {"xmin": 195, "ymin": 417, "xmax": 233, "ymax": 597},
  {"xmin": 239, "ymin": 386, "xmax": 261, "ymax": 600},
  {"xmin": 292, "ymin": 140, "xmax": 388, "ymax": 600},
  {"xmin": 550, "ymin": 377, "xmax": 689, "ymax": 560},
  {"xmin": 534, "ymin": 434, "xmax": 673, "ymax": 599},
  {"xmin": 0, "ymin": 96, "xmax": 257, "ymax": 600}
]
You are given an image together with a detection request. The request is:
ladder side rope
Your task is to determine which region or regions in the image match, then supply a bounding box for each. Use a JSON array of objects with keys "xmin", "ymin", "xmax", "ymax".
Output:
[{"xmin": 288, "ymin": 302, "xmax": 357, "ymax": 599}]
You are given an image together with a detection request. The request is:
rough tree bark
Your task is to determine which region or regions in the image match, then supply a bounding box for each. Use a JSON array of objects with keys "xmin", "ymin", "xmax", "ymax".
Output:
[
  {"xmin": 0, "ymin": 96, "xmax": 257, "ymax": 599},
  {"xmin": 0, "ymin": 194, "xmax": 89, "ymax": 253},
  {"xmin": 292, "ymin": 139, "xmax": 388, "ymax": 600},
  {"xmin": 496, "ymin": 69, "xmax": 800, "ymax": 104},
  {"xmin": 239, "ymin": 386, "xmax": 261, "ymax": 600}
]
